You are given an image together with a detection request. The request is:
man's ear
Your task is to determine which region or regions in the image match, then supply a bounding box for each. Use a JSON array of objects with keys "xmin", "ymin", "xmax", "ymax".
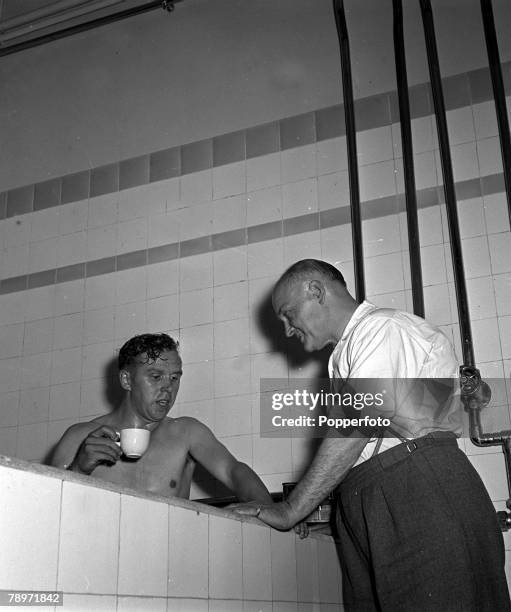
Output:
[
  {"xmin": 119, "ymin": 368, "xmax": 131, "ymax": 391},
  {"xmin": 308, "ymin": 279, "xmax": 326, "ymax": 304}
]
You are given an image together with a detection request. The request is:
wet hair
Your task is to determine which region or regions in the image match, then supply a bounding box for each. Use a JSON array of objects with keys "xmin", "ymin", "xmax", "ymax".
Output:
[
  {"xmin": 276, "ymin": 259, "xmax": 346, "ymax": 290},
  {"xmin": 118, "ymin": 333, "xmax": 179, "ymax": 371}
]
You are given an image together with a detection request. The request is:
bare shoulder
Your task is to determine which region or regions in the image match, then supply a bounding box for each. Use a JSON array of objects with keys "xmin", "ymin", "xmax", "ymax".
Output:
[
  {"xmin": 61, "ymin": 421, "xmax": 100, "ymax": 442},
  {"xmin": 159, "ymin": 416, "xmax": 209, "ymax": 436},
  {"xmin": 161, "ymin": 417, "xmax": 218, "ymax": 449}
]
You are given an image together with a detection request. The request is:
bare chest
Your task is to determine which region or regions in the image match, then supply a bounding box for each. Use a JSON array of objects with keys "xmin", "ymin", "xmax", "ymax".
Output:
[{"xmin": 92, "ymin": 436, "xmax": 195, "ymax": 499}]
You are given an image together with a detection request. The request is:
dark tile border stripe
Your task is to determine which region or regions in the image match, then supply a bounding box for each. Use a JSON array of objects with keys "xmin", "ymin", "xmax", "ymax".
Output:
[
  {"xmin": 247, "ymin": 220, "xmax": 283, "ymax": 243},
  {"xmin": 2, "ymin": 61, "xmax": 509, "ymax": 218},
  {"xmin": 116, "ymin": 249, "xmax": 148, "ymax": 271},
  {"xmin": 319, "ymin": 207, "xmax": 351, "ymax": 228},
  {"xmin": 56, "ymin": 263, "xmax": 85, "ymax": 283},
  {"xmin": 85, "ymin": 257, "xmax": 116, "ymax": 277},
  {"xmin": 0, "ymin": 173, "xmax": 504, "ymax": 296},
  {"xmin": 148, "ymin": 243, "xmax": 179, "ymax": 264},
  {"xmin": 181, "ymin": 236, "xmax": 213, "ymax": 258},
  {"xmin": 212, "ymin": 229, "xmax": 247, "ymax": 251},
  {"xmin": 27, "ymin": 270, "xmax": 56, "ymax": 289},
  {"xmin": 283, "ymin": 213, "xmax": 319, "ymax": 236},
  {"xmin": 0, "ymin": 275, "xmax": 28, "ymax": 294}
]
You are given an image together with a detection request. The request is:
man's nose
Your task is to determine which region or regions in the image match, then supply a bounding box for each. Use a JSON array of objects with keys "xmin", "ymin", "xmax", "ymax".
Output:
[{"xmin": 160, "ymin": 377, "xmax": 172, "ymax": 390}]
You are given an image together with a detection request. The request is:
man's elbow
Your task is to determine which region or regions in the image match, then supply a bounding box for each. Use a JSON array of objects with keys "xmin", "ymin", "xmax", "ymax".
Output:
[
  {"xmin": 232, "ymin": 461, "xmax": 272, "ymax": 502},
  {"xmin": 47, "ymin": 446, "xmax": 65, "ymax": 468},
  {"xmin": 232, "ymin": 460, "xmax": 259, "ymax": 481}
]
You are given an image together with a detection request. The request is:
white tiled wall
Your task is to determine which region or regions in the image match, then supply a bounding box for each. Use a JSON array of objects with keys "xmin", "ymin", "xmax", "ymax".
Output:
[
  {"xmin": 0, "ymin": 96, "xmax": 510, "ymax": 542},
  {"xmin": 0, "ymin": 463, "xmax": 344, "ymax": 611},
  {"xmin": 0, "ymin": 467, "xmax": 61, "ymax": 591},
  {"xmin": 58, "ymin": 481, "xmax": 120, "ymax": 594}
]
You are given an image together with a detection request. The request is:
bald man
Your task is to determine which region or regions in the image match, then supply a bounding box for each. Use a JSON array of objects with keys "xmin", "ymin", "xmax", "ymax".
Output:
[{"xmin": 236, "ymin": 259, "xmax": 509, "ymax": 611}]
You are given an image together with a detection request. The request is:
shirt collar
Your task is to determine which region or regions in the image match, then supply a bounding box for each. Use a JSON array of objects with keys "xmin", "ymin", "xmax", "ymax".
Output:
[
  {"xmin": 328, "ymin": 301, "xmax": 377, "ymax": 376},
  {"xmin": 340, "ymin": 300, "xmax": 377, "ymax": 343}
]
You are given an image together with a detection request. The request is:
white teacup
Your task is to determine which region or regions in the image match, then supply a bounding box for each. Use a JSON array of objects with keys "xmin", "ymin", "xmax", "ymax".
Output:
[{"xmin": 120, "ymin": 428, "xmax": 150, "ymax": 458}]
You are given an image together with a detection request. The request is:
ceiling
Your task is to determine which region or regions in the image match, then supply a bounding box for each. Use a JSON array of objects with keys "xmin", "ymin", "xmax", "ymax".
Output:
[{"xmin": 0, "ymin": 0, "xmax": 178, "ymax": 55}]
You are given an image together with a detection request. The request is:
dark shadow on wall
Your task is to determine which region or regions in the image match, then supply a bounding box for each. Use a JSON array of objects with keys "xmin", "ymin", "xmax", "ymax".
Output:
[
  {"xmin": 252, "ymin": 284, "xmax": 333, "ymax": 483},
  {"xmin": 104, "ymin": 356, "xmax": 124, "ymax": 409},
  {"xmin": 43, "ymin": 356, "xmax": 122, "ymax": 464}
]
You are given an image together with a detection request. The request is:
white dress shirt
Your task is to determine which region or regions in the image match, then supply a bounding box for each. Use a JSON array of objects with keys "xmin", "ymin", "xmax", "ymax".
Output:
[{"xmin": 328, "ymin": 301, "xmax": 461, "ymax": 464}]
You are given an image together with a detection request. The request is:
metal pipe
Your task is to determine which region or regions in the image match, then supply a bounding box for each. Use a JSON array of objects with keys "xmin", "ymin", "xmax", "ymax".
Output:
[
  {"xmin": 392, "ymin": 0, "xmax": 425, "ymax": 318},
  {"xmin": 418, "ymin": 0, "xmax": 474, "ymax": 367},
  {"xmin": 461, "ymin": 365, "xmax": 511, "ymax": 530},
  {"xmin": 332, "ymin": 0, "xmax": 365, "ymax": 303},
  {"xmin": 479, "ymin": 0, "xmax": 511, "ymax": 228},
  {"xmin": 418, "ymin": 2, "xmax": 511, "ymax": 526},
  {"xmin": 503, "ymin": 440, "xmax": 511, "ymax": 509},
  {"xmin": 0, "ymin": 0, "xmax": 124, "ymax": 36},
  {"xmin": 0, "ymin": 1, "xmax": 173, "ymax": 57},
  {"xmin": 467, "ymin": 409, "xmax": 511, "ymax": 446}
]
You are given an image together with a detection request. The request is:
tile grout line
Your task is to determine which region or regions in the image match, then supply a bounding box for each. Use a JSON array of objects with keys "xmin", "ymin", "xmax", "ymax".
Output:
[{"xmin": 54, "ymin": 479, "xmax": 64, "ymax": 596}]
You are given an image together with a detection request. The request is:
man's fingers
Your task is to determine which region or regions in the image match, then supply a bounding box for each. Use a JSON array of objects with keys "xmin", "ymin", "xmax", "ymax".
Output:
[
  {"xmin": 294, "ymin": 521, "xmax": 310, "ymax": 539},
  {"xmin": 229, "ymin": 501, "xmax": 265, "ymax": 516},
  {"xmin": 90, "ymin": 425, "xmax": 119, "ymax": 440},
  {"xmin": 85, "ymin": 437, "xmax": 122, "ymax": 455},
  {"xmin": 87, "ymin": 435, "xmax": 120, "ymax": 447},
  {"xmin": 232, "ymin": 505, "xmax": 262, "ymax": 517},
  {"xmin": 92, "ymin": 450, "xmax": 120, "ymax": 464},
  {"xmin": 225, "ymin": 502, "xmax": 257, "ymax": 511},
  {"xmin": 84, "ymin": 441, "xmax": 121, "ymax": 462}
]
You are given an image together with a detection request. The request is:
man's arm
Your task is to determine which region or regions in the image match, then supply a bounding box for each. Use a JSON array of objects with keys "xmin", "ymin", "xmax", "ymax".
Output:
[
  {"xmin": 234, "ymin": 434, "xmax": 368, "ymax": 529},
  {"xmin": 236, "ymin": 318, "xmax": 416, "ymax": 528},
  {"xmin": 49, "ymin": 423, "xmax": 121, "ymax": 474},
  {"xmin": 182, "ymin": 417, "xmax": 272, "ymax": 504},
  {"xmin": 49, "ymin": 423, "xmax": 95, "ymax": 468}
]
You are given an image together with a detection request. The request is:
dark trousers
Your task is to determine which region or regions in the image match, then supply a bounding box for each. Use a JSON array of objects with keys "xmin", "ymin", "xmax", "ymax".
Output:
[{"xmin": 335, "ymin": 433, "xmax": 510, "ymax": 612}]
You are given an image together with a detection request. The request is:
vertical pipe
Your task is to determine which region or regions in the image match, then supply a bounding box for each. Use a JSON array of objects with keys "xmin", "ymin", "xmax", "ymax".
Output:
[
  {"xmin": 392, "ymin": 0, "xmax": 425, "ymax": 318},
  {"xmin": 332, "ymin": 0, "xmax": 365, "ymax": 303},
  {"xmin": 480, "ymin": 0, "xmax": 511, "ymax": 227},
  {"xmin": 504, "ymin": 440, "xmax": 511, "ymax": 507},
  {"xmin": 419, "ymin": 0, "xmax": 475, "ymax": 367}
]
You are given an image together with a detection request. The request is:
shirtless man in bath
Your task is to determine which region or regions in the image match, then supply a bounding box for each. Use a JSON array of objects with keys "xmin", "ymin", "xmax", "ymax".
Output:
[{"xmin": 50, "ymin": 333, "xmax": 271, "ymax": 503}]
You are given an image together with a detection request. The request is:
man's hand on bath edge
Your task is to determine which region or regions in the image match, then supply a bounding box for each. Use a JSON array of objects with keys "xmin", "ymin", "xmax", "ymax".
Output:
[
  {"xmin": 228, "ymin": 502, "xmax": 310, "ymax": 539},
  {"xmin": 232, "ymin": 500, "xmax": 297, "ymax": 531},
  {"xmin": 68, "ymin": 425, "xmax": 122, "ymax": 475}
]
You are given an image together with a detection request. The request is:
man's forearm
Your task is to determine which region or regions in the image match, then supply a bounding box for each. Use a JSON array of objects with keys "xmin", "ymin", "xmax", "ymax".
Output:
[
  {"xmin": 285, "ymin": 435, "xmax": 368, "ymax": 524},
  {"xmin": 231, "ymin": 462, "xmax": 273, "ymax": 503},
  {"xmin": 229, "ymin": 435, "xmax": 368, "ymax": 530}
]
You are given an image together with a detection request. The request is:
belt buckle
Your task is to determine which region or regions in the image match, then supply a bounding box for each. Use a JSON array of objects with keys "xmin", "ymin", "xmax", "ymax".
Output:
[{"xmin": 405, "ymin": 440, "xmax": 418, "ymax": 453}]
